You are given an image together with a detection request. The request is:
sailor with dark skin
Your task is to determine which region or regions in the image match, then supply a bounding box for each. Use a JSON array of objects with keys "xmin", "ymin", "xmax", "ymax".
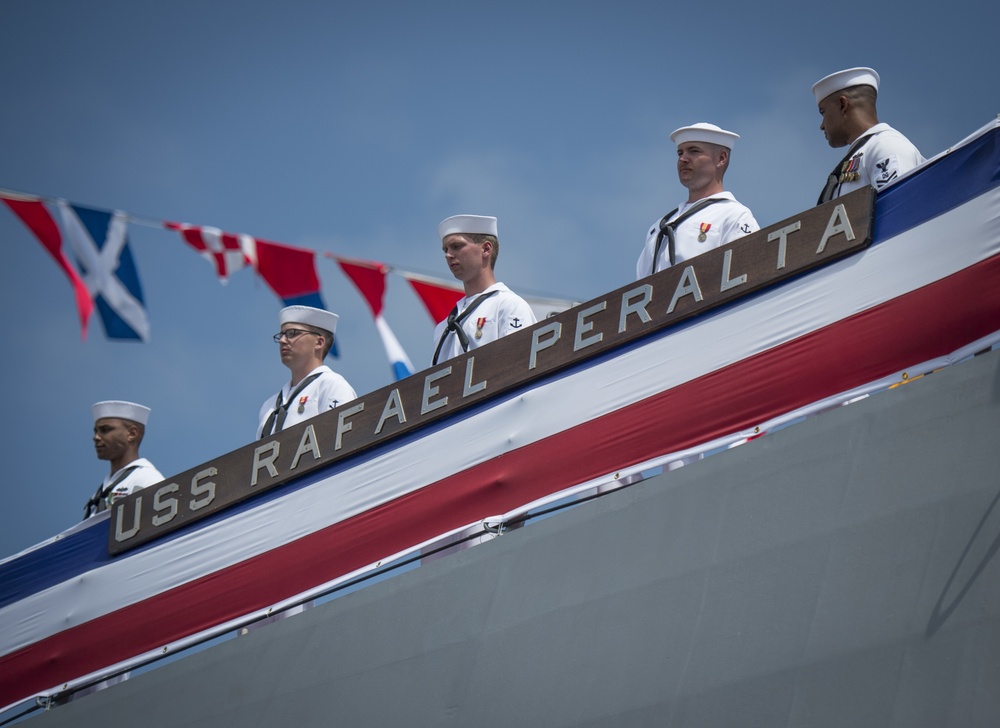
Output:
[
  {"xmin": 93, "ymin": 419, "xmax": 137, "ymax": 471},
  {"xmin": 86, "ymin": 401, "xmax": 164, "ymax": 518},
  {"xmin": 814, "ymin": 67, "xmax": 925, "ymax": 204}
]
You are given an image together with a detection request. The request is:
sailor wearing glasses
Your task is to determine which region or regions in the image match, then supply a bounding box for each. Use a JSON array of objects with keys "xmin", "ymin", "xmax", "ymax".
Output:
[{"xmin": 257, "ymin": 306, "xmax": 357, "ymax": 439}]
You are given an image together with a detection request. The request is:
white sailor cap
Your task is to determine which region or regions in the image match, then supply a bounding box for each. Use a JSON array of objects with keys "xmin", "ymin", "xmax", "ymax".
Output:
[
  {"xmin": 812, "ymin": 67, "xmax": 880, "ymax": 104},
  {"xmin": 279, "ymin": 305, "xmax": 339, "ymax": 336},
  {"xmin": 670, "ymin": 123, "xmax": 739, "ymax": 151},
  {"xmin": 437, "ymin": 214, "xmax": 498, "ymax": 242},
  {"xmin": 92, "ymin": 400, "xmax": 151, "ymax": 425}
]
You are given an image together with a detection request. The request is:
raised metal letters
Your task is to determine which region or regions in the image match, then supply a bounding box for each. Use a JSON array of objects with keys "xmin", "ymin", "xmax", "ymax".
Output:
[
  {"xmin": 151, "ymin": 483, "xmax": 179, "ymax": 527},
  {"xmin": 421, "ymin": 368, "xmax": 450, "ymax": 414},
  {"xmin": 529, "ymin": 322, "xmax": 561, "ymax": 370},
  {"xmin": 376, "ymin": 389, "xmax": 407, "ymax": 434},
  {"xmin": 619, "ymin": 285, "xmax": 653, "ymax": 333},
  {"xmin": 720, "ymin": 249, "xmax": 748, "ymax": 292},
  {"xmin": 768, "ymin": 221, "xmax": 801, "ymax": 270},
  {"xmin": 574, "ymin": 302, "xmax": 607, "ymax": 352},
  {"xmin": 817, "ymin": 203, "xmax": 855, "ymax": 253},
  {"xmin": 290, "ymin": 425, "xmax": 321, "ymax": 470},
  {"xmin": 335, "ymin": 403, "xmax": 365, "ymax": 450},
  {"xmin": 666, "ymin": 266, "xmax": 703, "ymax": 314},
  {"xmin": 463, "ymin": 357, "xmax": 487, "ymax": 396},
  {"xmin": 108, "ymin": 188, "xmax": 874, "ymax": 555}
]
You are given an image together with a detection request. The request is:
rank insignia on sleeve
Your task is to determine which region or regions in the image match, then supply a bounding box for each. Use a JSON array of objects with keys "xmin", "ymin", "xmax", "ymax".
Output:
[{"xmin": 874, "ymin": 158, "xmax": 898, "ymax": 187}]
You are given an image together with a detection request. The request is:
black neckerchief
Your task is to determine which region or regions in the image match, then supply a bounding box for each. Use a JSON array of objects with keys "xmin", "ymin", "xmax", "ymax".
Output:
[
  {"xmin": 432, "ymin": 289, "xmax": 500, "ymax": 365},
  {"xmin": 650, "ymin": 197, "xmax": 728, "ymax": 276},
  {"xmin": 817, "ymin": 132, "xmax": 875, "ymax": 205},
  {"xmin": 84, "ymin": 464, "xmax": 140, "ymax": 520},
  {"xmin": 259, "ymin": 371, "xmax": 323, "ymax": 439}
]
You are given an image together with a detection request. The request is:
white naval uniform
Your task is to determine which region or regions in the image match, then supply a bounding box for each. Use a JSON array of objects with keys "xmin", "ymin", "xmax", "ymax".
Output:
[
  {"xmin": 256, "ymin": 365, "xmax": 357, "ymax": 439},
  {"xmin": 432, "ymin": 282, "xmax": 536, "ymax": 364},
  {"xmin": 636, "ymin": 192, "xmax": 759, "ymax": 280},
  {"xmin": 103, "ymin": 458, "xmax": 164, "ymax": 508},
  {"xmin": 829, "ymin": 123, "xmax": 925, "ymax": 199}
]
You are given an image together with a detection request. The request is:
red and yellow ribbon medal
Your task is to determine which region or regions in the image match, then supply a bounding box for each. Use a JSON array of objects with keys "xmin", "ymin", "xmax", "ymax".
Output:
[
  {"xmin": 475, "ymin": 317, "xmax": 487, "ymax": 340},
  {"xmin": 697, "ymin": 222, "xmax": 711, "ymax": 242},
  {"xmin": 840, "ymin": 153, "xmax": 862, "ymax": 183},
  {"xmin": 297, "ymin": 395, "xmax": 308, "ymax": 414}
]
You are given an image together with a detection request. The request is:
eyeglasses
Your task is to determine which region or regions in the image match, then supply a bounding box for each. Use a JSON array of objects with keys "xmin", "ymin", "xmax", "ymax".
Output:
[{"xmin": 272, "ymin": 328, "xmax": 319, "ymax": 343}]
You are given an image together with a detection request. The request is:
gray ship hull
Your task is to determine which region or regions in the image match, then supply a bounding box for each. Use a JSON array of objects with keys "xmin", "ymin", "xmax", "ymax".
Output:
[{"xmin": 34, "ymin": 348, "xmax": 1000, "ymax": 727}]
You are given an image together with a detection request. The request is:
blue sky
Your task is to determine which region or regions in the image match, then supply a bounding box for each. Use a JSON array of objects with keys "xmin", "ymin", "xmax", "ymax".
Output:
[{"xmin": 1, "ymin": 0, "xmax": 996, "ymax": 557}]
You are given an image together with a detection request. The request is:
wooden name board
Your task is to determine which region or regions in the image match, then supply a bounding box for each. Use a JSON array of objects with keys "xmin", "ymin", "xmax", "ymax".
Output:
[{"xmin": 109, "ymin": 189, "xmax": 874, "ymax": 555}]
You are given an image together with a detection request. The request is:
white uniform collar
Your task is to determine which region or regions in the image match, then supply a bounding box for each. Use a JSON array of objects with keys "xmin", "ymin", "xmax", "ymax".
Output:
[
  {"xmin": 104, "ymin": 458, "xmax": 152, "ymax": 487},
  {"xmin": 456, "ymin": 282, "xmax": 509, "ymax": 310},
  {"xmin": 857, "ymin": 122, "xmax": 892, "ymax": 139},
  {"xmin": 677, "ymin": 190, "xmax": 735, "ymax": 215},
  {"xmin": 283, "ymin": 365, "xmax": 330, "ymax": 398}
]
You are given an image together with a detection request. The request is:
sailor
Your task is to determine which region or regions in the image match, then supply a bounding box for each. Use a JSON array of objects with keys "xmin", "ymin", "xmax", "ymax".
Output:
[
  {"xmin": 432, "ymin": 214, "xmax": 537, "ymax": 365},
  {"xmin": 814, "ymin": 67, "xmax": 925, "ymax": 204},
  {"xmin": 637, "ymin": 123, "xmax": 759, "ymax": 280},
  {"xmin": 86, "ymin": 400, "xmax": 164, "ymax": 519},
  {"xmin": 257, "ymin": 305, "xmax": 357, "ymax": 439}
]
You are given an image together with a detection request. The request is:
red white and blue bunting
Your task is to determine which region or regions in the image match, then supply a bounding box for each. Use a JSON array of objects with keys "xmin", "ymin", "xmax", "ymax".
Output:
[{"xmin": 0, "ymin": 119, "xmax": 998, "ymax": 713}]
